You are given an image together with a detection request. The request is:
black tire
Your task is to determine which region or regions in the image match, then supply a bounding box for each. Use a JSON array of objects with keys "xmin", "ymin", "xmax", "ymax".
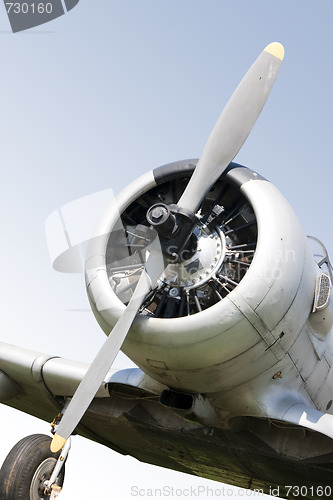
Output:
[{"xmin": 0, "ymin": 434, "xmax": 65, "ymax": 500}]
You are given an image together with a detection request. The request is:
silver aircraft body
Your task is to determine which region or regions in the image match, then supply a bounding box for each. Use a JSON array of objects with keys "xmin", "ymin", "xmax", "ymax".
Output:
[{"xmin": 1, "ymin": 42, "xmax": 333, "ymax": 500}]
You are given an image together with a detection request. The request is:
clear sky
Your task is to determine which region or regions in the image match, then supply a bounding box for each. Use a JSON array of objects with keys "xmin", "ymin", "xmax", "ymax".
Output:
[{"xmin": 0, "ymin": 1, "xmax": 333, "ymax": 498}]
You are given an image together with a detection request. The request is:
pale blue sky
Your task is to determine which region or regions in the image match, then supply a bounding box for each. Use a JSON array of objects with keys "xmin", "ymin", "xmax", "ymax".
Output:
[{"xmin": 0, "ymin": 1, "xmax": 332, "ymax": 498}]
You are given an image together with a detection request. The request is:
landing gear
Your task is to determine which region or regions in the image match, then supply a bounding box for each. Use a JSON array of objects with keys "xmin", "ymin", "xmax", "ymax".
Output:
[{"xmin": 0, "ymin": 434, "xmax": 66, "ymax": 499}]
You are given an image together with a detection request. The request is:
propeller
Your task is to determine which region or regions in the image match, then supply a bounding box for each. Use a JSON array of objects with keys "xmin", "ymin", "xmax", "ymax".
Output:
[
  {"xmin": 178, "ymin": 42, "xmax": 284, "ymax": 215},
  {"xmin": 51, "ymin": 41, "xmax": 284, "ymax": 453},
  {"xmin": 50, "ymin": 238, "xmax": 164, "ymax": 453}
]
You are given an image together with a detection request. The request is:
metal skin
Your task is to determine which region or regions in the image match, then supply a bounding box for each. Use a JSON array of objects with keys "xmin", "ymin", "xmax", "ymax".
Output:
[{"xmin": 86, "ymin": 161, "xmax": 333, "ymax": 433}]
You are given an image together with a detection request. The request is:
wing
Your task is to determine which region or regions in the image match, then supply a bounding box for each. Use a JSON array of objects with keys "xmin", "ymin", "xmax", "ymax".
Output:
[{"xmin": 2, "ymin": 340, "xmax": 333, "ymax": 499}]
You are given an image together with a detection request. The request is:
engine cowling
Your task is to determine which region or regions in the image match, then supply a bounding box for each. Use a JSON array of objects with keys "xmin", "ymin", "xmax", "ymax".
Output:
[{"xmin": 86, "ymin": 160, "xmax": 318, "ymax": 394}]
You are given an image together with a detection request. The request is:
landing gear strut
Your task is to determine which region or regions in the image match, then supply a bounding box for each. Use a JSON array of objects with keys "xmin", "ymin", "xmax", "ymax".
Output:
[{"xmin": 0, "ymin": 434, "xmax": 67, "ymax": 499}]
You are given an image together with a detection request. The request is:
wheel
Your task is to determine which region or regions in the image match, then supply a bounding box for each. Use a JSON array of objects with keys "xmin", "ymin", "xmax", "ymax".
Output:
[{"xmin": 0, "ymin": 434, "xmax": 65, "ymax": 500}]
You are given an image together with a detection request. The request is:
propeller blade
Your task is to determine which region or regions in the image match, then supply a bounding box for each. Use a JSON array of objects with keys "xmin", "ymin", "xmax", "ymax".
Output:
[
  {"xmin": 51, "ymin": 43, "xmax": 284, "ymax": 453},
  {"xmin": 178, "ymin": 42, "xmax": 284, "ymax": 215},
  {"xmin": 51, "ymin": 238, "xmax": 164, "ymax": 453}
]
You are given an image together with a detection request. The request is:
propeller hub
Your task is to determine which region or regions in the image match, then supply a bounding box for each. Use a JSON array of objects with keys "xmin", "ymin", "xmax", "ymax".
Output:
[
  {"xmin": 146, "ymin": 203, "xmax": 178, "ymax": 238},
  {"xmin": 146, "ymin": 202, "xmax": 198, "ymax": 261},
  {"xmin": 148, "ymin": 204, "xmax": 168, "ymax": 223}
]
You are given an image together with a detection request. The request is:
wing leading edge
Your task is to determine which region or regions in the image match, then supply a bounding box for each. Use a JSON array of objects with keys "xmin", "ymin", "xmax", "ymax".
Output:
[{"xmin": 2, "ymin": 341, "xmax": 333, "ymax": 499}]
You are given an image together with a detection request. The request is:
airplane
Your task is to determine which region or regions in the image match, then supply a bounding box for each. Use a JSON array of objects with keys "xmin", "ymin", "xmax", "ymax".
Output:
[{"xmin": 1, "ymin": 41, "xmax": 333, "ymax": 500}]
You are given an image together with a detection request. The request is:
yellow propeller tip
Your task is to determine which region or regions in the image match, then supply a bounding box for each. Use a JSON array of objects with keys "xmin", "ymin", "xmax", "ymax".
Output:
[
  {"xmin": 264, "ymin": 42, "xmax": 285, "ymax": 61},
  {"xmin": 50, "ymin": 434, "xmax": 67, "ymax": 453}
]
